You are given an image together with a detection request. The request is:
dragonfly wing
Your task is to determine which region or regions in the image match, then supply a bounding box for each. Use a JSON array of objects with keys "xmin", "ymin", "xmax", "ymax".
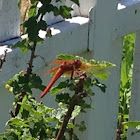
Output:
[
  {"xmin": 42, "ymin": 66, "xmax": 60, "ymax": 75},
  {"xmin": 53, "ymin": 59, "xmax": 73, "ymax": 64}
]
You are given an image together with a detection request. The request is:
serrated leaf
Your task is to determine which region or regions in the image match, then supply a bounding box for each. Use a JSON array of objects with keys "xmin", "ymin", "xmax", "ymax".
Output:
[
  {"xmin": 89, "ymin": 60, "xmax": 116, "ymax": 68},
  {"xmin": 56, "ymin": 54, "xmax": 76, "ymax": 60},
  {"xmin": 24, "ymin": 17, "xmax": 42, "ymax": 42}
]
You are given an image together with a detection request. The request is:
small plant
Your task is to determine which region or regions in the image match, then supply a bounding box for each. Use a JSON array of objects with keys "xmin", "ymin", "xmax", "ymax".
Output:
[
  {"xmin": 0, "ymin": 54, "xmax": 114, "ymax": 140},
  {"xmin": 0, "ymin": 0, "xmax": 115, "ymax": 140}
]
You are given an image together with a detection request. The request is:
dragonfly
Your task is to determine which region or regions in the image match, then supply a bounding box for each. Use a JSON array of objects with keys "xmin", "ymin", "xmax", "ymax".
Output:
[{"xmin": 39, "ymin": 58, "xmax": 105, "ymax": 98}]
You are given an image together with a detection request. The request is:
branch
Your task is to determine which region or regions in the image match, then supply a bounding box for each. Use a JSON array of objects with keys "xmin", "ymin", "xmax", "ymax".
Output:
[
  {"xmin": 0, "ymin": 49, "xmax": 7, "ymax": 72},
  {"xmin": 13, "ymin": 42, "xmax": 37, "ymax": 117},
  {"xmin": 26, "ymin": 42, "xmax": 36, "ymax": 76},
  {"xmin": 56, "ymin": 72, "xmax": 87, "ymax": 140},
  {"xmin": 56, "ymin": 94, "xmax": 80, "ymax": 140}
]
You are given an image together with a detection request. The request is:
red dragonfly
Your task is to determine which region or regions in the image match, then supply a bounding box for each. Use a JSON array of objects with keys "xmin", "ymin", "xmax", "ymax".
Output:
[{"xmin": 40, "ymin": 58, "xmax": 103, "ymax": 98}]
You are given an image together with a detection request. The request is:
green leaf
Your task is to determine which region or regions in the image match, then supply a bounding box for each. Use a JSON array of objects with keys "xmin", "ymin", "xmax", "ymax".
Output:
[
  {"xmin": 67, "ymin": 123, "xmax": 76, "ymax": 129},
  {"xmin": 38, "ymin": 3, "xmax": 54, "ymax": 15},
  {"xmin": 29, "ymin": 5, "xmax": 37, "ymax": 18},
  {"xmin": 50, "ymin": 81, "xmax": 69, "ymax": 95},
  {"xmin": 89, "ymin": 60, "xmax": 116, "ymax": 68},
  {"xmin": 76, "ymin": 121, "xmax": 86, "ymax": 132},
  {"xmin": 77, "ymin": 99, "xmax": 94, "ymax": 112},
  {"xmin": 56, "ymin": 54, "xmax": 76, "ymax": 60},
  {"xmin": 92, "ymin": 78, "xmax": 106, "ymax": 92},
  {"xmin": 45, "ymin": 117, "xmax": 58, "ymax": 123},
  {"xmin": 55, "ymin": 93, "xmax": 70, "ymax": 104},
  {"xmin": 71, "ymin": 0, "xmax": 80, "ymax": 6},
  {"xmin": 29, "ymin": 73, "xmax": 45, "ymax": 90},
  {"xmin": 12, "ymin": 40, "xmax": 29, "ymax": 53},
  {"xmin": 71, "ymin": 106, "xmax": 81, "ymax": 119},
  {"xmin": 24, "ymin": 17, "xmax": 43, "ymax": 42},
  {"xmin": 92, "ymin": 69, "xmax": 110, "ymax": 80},
  {"xmin": 22, "ymin": 109, "xmax": 29, "ymax": 119},
  {"xmin": 7, "ymin": 118, "xmax": 29, "ymax": 127},
  {"xmin": 121, "ymin": 59, "xmax": 128, "ymax": 86},
  {"xmin": 123, "ymin": 121, "xmax": 140, "ymax": 128},
  {"xmin": 5, "ymin": 132, "xmax": 18, "ymax": 140},
  {"xmin": 59, "ymin": 6, "xmax": 72, "ymax": 18},
  {"xmin": 5, "ymin": 71, "xmax": 26, "ymax": 95},
  {"xmin": 86, "ymin": 89, "xmax": 95, "ymax": 96},
  {"xmin": 38, "ymin": 20, "xmax": 47, "ymax": 31}
]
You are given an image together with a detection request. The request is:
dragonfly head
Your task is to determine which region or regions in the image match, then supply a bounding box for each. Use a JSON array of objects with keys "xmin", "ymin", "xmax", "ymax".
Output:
[{"xmin": 74, "ymin": 59, "xmax": 82, "ymax": 68}]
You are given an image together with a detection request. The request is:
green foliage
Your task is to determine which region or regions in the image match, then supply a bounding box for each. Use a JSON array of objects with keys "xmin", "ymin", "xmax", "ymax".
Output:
[
  {"xmin": 118, "ymin": 33, "xmax": 136, "ymax": 139},
  {"xmin": 6, "ymin": 72, "xmax": 45, "ymax": 95},
  {"xmin": 2, "ymin": 54, "xmax": 113, "ymax": 139},
  {"xmin": 1, "ymin": 0, "xmax": 115, "ymax": 140},
  {"xmin": 16, "ymin": 0, "xmax": 80, "ymax": 52}
]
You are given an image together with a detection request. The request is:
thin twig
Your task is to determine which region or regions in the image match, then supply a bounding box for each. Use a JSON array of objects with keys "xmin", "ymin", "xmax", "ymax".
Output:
[{"xmin": 35, "ymin": 54, "xmax": 47, "ymax": 66}]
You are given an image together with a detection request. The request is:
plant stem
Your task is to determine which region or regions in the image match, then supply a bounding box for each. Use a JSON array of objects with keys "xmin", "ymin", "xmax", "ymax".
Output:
[
  {"xmin": 26, "ymin": 41, "xmax": 36, "ymax": 76},
  {"xmin": 56, "ymin": 72, "xmax": 87, "ymax": 140},
  {"xmin": 56, "ymin": 94, "xmax": 79, "ymax": 140},
  {"xmin": 14, "ymin": 42, "xmax": 37, "ymax": 117}
]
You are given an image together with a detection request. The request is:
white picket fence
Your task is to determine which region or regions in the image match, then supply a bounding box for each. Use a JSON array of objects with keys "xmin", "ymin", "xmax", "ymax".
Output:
[{"xmin": 0, "ymin": 0, "xmax": 140, "ymax": 139}]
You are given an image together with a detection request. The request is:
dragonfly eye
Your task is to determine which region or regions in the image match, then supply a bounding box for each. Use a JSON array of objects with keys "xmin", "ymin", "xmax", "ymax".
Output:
[{"xmin": 74, "ymin": 59, "xmax": 82, "ymax": 68}]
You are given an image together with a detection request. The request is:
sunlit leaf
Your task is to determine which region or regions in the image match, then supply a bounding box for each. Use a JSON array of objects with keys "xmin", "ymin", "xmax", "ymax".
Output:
[
  {"xmin": 71, "ymin": 106, "xmax": 81, "ymax": 119},
  {"xmin": 7, "ymin": 118, "xmax": 29, "ymax": 127},
  {"xmin": 123, "ymin": 121, "xmax": 140, "ymax": 128}
]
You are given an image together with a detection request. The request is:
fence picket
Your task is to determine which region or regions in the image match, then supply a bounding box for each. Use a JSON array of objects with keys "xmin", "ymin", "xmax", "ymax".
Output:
[{"xmin": 127, "ymin": 31, "xmax": 140, "ymax": 140}]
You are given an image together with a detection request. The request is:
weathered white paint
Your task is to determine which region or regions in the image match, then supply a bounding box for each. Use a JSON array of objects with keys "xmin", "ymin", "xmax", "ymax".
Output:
[
  {"xmin": 38, "ymin": 0, "xmax": 96, "ymax": 25},
  {"xmin": 86, "ymin": 1, "xmax": 123, "ymax": 140},
  {"xmin": 0, "ymin": 0, "xmax": 20, "ymax": 42},
  {"xmin": 113, "ymin": 3, "xmax": 140, "ymax": 39},
  {"xmin": 119, "ymin": 0, "xmax": 140, "ymax": 7},
  {"xmin": 1, "ymin": 0, "xmax": 140, "ymax": 140}
]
